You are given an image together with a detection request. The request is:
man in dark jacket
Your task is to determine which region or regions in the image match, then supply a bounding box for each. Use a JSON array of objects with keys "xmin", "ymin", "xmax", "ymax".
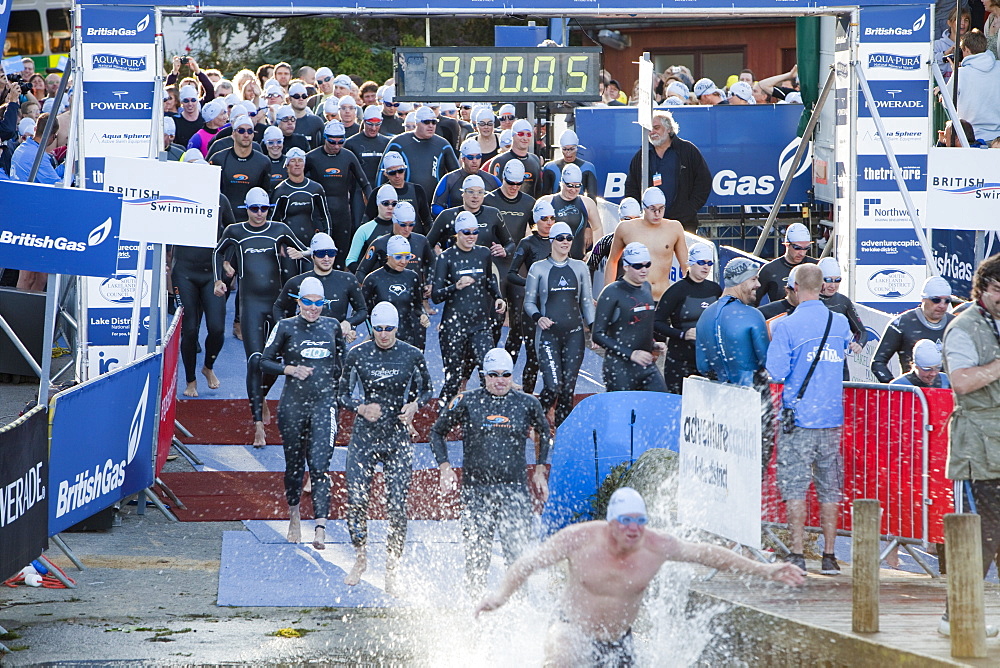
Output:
[{"xmin": 623, "ymin": 110, "xmax": 712, "ymax": 232}]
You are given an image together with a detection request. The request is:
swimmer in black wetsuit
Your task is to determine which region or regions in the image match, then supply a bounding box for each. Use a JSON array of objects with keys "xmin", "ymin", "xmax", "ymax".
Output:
[
  {"xmin": 362, "ymin": 151, "xmax": 432, "ymax": 234},
  {"xmin": 377, "ymin": 106, "xmax": 459, "ymax": 203},
  {"xmin": 271, "ymin": 147, "xmax": 331, "ymax": 247},
  {"xmin": 305, "ymin": 120, "xmax": 371, "ymax": 268},
  {"xmin": 592, "ymin": 242, "xmax": 668, "ymax": 393},
  {"xmin": 506, "ymin": 200, "xmax": 556, "ymax": 393},
  {"xmin": 524, "ymin": 222, "xmax": 596, "ymax": 426},
  {"xmin": 213, "ymin": 187, "xmax": 307, "ymax": 446},
  {"xmin": 170, "ymin": 152, "xmax": 235, "ymax": 398},
  {"xmin": 354, "ymin": 201, "xmax": 435, "ymax": 286},
  {"xmin": 272, "ymin": 233, "xmax": 369, "ymax": 343},
  {"xmin": 339, "ymin": 302, "xmax": 433, "ymax": 594},
  {"xmin": 431, "ymin": 211, "xmax": 507, "ymax": 405},
  {"xmin": 361, "ymin": 235, "xmax": 429, "ymax": 350},
  {"xmin": 432, "ymin": 348, "xmax": 551, "ymax": 595},
  {"xmin": 536, "ymin": 163, "xmax": 603, "ymax": 261},
  {"xmin": 209, "ymin": 117, "xmax": 272, "ymax": 222},
  {"xmin": 260, "ymin": 276, "xmax": 346, "ymax": 549},
  {"xmin": 653, "ymin": 242, "xmax": 722, "ymax": 394}
]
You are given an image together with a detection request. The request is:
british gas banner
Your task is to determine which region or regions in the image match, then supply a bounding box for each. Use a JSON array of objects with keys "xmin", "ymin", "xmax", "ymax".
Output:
[
  {"xmin": 574, "ymin": 105, "xmax": 811, "ymax": 208},
  {"xmin": 0, "ymin": 406, "xmax": 48, "ymax": 583},
  {"xmin": 48, "ymin": 352, "xmax": 159, "ymax": 535}
]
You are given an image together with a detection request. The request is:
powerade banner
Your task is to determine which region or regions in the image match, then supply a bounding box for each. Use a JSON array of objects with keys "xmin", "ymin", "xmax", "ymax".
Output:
[
  {"xmin": 854, "ymin": 4, "xmax": 932, "ymax": 314},
  {"xmin": 48, "ymin": 352, "xmax": 159, "ymax": 535},
  {"xmin": 575, "ymin": 105, "xmax": 810, "ymax": 208},
  {"xmin": 0, "ymin": 406, "xmax": 49, "ymax": 582},
  {"xmin": 0, "ymin": 181, "xmax": 122, "ymax": 277}
]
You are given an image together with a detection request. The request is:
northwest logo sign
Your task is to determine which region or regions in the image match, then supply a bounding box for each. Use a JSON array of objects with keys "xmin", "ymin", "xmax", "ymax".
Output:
[
  {"xmin": 0, "ymin": 218, "xmax": 113, "ymax": 252},
  {"xmin": 92, "ymin": 53, "xmax": 147, "ymax": 72},
  {"xmin": 867, "ymin": 53, "xmax": 921, "ymax": 70}
]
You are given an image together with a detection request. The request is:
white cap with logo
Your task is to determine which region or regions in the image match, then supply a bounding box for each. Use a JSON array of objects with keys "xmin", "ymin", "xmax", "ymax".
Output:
[
  {"xmin": 387, "ymin": 235, "xmax": 411, "ymax": 256},
  {"xmin": 483, "ymin": 348, "xmax": 514, "ymax": 373},
  {"xmin": 371, "ymin": 301, "xmax": 399, "ymax": 328},
  {"xmin": 622, "ymin": 242, "xmax": 652, "ymax": 265},
  {"xmin": 454, "ymin": 211, "xmax": 479, "ymax": 232}
]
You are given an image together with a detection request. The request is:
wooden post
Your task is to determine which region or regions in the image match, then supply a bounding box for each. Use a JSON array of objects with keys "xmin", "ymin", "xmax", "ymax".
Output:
[
  {"xmin": 852, "ymin": 499, "xmax": 880, "ymax": 633},
  {"xmin": 945, "ymin": 513, "xmax": 988, "ymax": 658}
]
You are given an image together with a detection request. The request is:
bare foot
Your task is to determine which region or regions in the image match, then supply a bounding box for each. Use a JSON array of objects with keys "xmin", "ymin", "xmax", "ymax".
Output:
[
  {"xmin": 287, "ymin": 505, "xmax": 301, "ymax": 543},
  {"xmin": 302, "ymin": 471, "xmax": 311, "ymax": 494},
  {"xmin": 262, "ymin": 401, "xmax": 272, "ymax": 425},
  {"xmin": 233, "ymin": 322, "xmax": 242, "ymax": 341},
  {"xmin": 344, "ymin": 553, "xmax": 367, "ymax": 586},
  {"xmin": 253, "ymin": 421, "xmax": 267, "ymax": 448},
  {"xmin": 202, "ymin": 367, "xmax": 220, "ymax": 389},
  {"xmin": 183, "ymin": 381, "xmax": 198, "ymax": 397},
  {"xmin": 312, "ymin": 524, "xmax": 325, "ymax": 550},
  {"xmin": 384, "ymin": 556, "xmax": 399, "ymax": 596}
]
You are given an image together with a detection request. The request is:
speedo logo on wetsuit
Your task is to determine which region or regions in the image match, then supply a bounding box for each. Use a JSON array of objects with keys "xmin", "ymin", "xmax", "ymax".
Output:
[
  {"xmin": 370, "ymin": 367, "xmax": 401, "ymax": 381},
  {"xmin": 484, "ymin": 415, "xmax": 512, "ymax": 428}
]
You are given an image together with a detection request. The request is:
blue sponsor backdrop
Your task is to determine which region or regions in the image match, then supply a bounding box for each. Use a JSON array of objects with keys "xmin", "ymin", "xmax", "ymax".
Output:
[
  {"xmin": 856, "ymin": 153, "xmax": 926, "ymax": 191},
  {"xmin": 857, "ymin": 228, "xmax": 925, "ymax": 264},
  {"xmin": 48, "ymin": 353, "xmax": 159, "ymax": 535},
  {"xmin": 0, "ymin": 181, "xmax": 122, "ymax": 276},
  {"xmin": 857, "ymin": 79, "xmax": 928, "ymax": 118},
  {"xmin": 575, "ymin": 105, "xmax": 810, "ymax": 207},
  {"xmin": 858, "ymin": 5, "xmax": 931, "ymax": 42},
  {"xmin": 79, "ymin": 0, "xmax": 929, "ymax": 9},
  {"xmin": 83, "ymin": 82, "xmax": 156, "ymax": 120},
  {"xmin": 79, "ymin": 6, "xmax": 155, "ymax": 43}
]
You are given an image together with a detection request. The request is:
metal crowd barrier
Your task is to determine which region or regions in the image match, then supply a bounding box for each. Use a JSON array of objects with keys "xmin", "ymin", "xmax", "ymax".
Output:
[{"xmin": 762, "ymin": 382, "xmax": 952, "ymax": 577}]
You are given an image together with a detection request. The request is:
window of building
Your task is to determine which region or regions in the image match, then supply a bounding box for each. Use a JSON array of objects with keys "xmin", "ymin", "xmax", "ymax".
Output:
[
  {"xmin": 47, "ymin": 8, "xmax": 72, "ymax": 54},
  {"xmin": 4, "ymin": 11, "xmax": 44, "ymax": 58},
  {"xmin": 654, "ymin": 49, "xmax": 745, "ymax": 88}
]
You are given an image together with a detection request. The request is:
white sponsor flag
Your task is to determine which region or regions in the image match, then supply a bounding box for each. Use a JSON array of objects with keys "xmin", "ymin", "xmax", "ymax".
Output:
[{"xmin": 678, "ymin": 376, "xmax": 762, "ymax": 549}]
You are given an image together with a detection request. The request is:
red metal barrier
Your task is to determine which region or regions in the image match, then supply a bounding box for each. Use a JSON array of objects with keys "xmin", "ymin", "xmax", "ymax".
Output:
[{"xmin": 762, "ymin": 383, "xmax": 954, "ymax": 546}]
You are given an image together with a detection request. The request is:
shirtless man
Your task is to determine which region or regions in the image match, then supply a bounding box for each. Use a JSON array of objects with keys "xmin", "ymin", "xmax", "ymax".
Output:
[
  {"xmin": 604, "ymin": 187, "xmax": 688, "ymax": 301},
  {"xmin": 475, "ymin": 488, "xmax": 804, "ymax": 667}
]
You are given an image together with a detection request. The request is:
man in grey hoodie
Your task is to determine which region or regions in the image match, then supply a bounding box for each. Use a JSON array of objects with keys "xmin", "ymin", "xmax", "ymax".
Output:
[{"xmin": 957, "ymin": 31, "xmax": 1000, "ymax": 143}]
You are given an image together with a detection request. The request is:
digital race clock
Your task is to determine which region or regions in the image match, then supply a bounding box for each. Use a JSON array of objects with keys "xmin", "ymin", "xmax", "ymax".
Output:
[{"xmin": 393, "ymin": 47, "xmax": 602, "ymax": 102}]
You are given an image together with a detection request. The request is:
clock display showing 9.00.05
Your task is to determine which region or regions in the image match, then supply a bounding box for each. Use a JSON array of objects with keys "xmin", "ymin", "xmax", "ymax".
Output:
[{"xmin": 394, "ymin": 47, "xmax": 602, "ymax": 102}]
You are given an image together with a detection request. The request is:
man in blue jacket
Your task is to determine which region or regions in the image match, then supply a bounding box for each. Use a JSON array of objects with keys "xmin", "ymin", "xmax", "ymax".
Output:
[{"xmin": 766, "ymin": 264, "xmax": 853, "ymax": 576}]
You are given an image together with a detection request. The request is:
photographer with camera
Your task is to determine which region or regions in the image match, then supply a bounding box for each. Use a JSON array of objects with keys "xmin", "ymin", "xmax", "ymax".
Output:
[{"xmin": 765, "ymin": 264, "xmax": 852, "ymax": 576}]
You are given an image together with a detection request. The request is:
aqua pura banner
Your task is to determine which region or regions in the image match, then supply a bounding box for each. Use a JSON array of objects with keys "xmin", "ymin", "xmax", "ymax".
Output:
[
  {"xmin": 48, "ymin": 352, "xmax": 159, "ymax": 535},
  {"xmin": 574, "ymin": 104, "xmax": 811, "ymax": 208}
]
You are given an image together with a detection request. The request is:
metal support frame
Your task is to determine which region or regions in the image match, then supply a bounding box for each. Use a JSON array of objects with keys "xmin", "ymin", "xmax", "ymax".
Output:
[
  {"xmin": 50, "ymin": 534, "xmax": 85, "ymax": 571},
  {"xmin": 753, "ymin": 66, "xmax": 836, "ymax": 257},
  {"xmin": 639, "ymin": 51, "xmax": 651, "ymax": 201},
  {"xmin": 930, "ymin": 61, "xmax": 970, "ymax": 148},
  {"xmin": 853, "ymin": 61, "xmax": 938, "ymax": 276},
  {"xmin": 37, "ymin": 554, "xmax": 77, "ymax": 588}
]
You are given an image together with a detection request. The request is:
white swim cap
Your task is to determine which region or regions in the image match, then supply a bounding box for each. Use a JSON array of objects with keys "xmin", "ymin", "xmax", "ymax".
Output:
[{"xmin": 606, "ymin": 487, "xmax": 647, "ymax": 521}]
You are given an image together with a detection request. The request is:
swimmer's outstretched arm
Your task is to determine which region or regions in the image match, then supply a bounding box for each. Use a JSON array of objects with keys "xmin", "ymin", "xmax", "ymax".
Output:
[
  {"xmin": 474, "ymin": 524, "xmax": 584, "ymax": 617},
  {"xmin": 660, "ymin": 532, "xmax": 806, "ymax": 587}
]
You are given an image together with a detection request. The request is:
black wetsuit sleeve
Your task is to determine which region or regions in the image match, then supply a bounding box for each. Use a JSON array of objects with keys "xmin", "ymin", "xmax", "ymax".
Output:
[
  {"xmin": 212, "ymin": 229, "xmax": 236, "ymax": 282},
  {"xmin": 196, "ymin": 72, "xmax": 216, "ymax": 104},
  {"xmin": 360, "ymin": 274, "xmax": 377, "ymax": 312},
  {"xmin": 654, "ymin": 286, "xmax": 686, "ymax": 341},
  {"xmin": 507, "ymin": 240, "xmax": 529, "ymax": 287},
  {"xmin": 528, "ymin": 395, "xmax": 552, "ymax": 464},
  {"xmin": 355, "ymin": 246, "xmax": 379, "ymax": 283},
  {"xmin": 426, "ymin": 211, "xmax": 449, "ymax": 249},
  {"xmin": 871, "ymin": 318, "xmax": 902, "ymax": 383},
  {"xmin": 431, "ymin": 253, "xmax": 455, "ymax": 303},
  {"xmin": 592, "ymin": 289, "xmax": 631, "ymax": 360},
  {"xmin": 623, "ymin": 149, "xmax": 643, "ymax": 201},
  {"xmin": 494, "ymin": 216, "xmax": 515, "ymax": 257},
  {"xmin": 414, "ymin": 185, "xmax": 432, "ymax": 234},
  {"xmin": 259, "ymin": 321, "xmax": 289, "ymax": 376},
  {"xmin": 583, "ymin": 170, "xmax": 599, "ymax": 201},
  {"xmin": 272, "ymin": 277, "xmax": 298, "ymax": 322},
  {"xmin": 483, "ymin": 251, "xmax": 501, "ymax": 300},
  {"xmin": 337, "ymin": 352, "xmax": 362, "ymax": 411},
  {"xmin": 218, "ymin": 195, "xmax": 236, "ymax": 232},
  {"xmin": 430, "ymin": 398, "xmax": 465, "ymax": 464},
  {"xmin": 313, "ymin": 192, "xmax": 331, "ymax": 236},
  {"xmin": 345, "ymin": 277, "xmax": 369, "ymax": 327},
  {"xmin": 844, "ymin": 299, "xmax": 868, "ymax": 346},
  {"xmin": 411, "ymin": 355, "xmax": 434, "ymax": 405},
  {"xmin": 523, "ymin": 262, "xmax": 543, "ymax": 322}
]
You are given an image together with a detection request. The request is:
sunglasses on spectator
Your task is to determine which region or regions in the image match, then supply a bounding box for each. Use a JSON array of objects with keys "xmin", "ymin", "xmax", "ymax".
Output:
[
  {"xmin": 463, "ymin": 154, "xmax": 483, "ymax": 161},
  {"xmin": 928, "ymin": 296, "xmax": 949, "ymax": 303},
  {"xmin": 564, "ymin": 182, "xmax": 582, "ymax": 189},
  {"xmin": 616, "ymin": 515, "xmax": 648, "ymax": 526},
  {"xmin": 421, "ymin": 119, "xmax": 438, "ymax": 125},
  {"xmin": 290, "ymin": 94, "xmax": 308, "ymax": 100},
  {"xmin": 628, "ymin": 262, "xmax": 652, "ymax": 269},
  {"xmin": 235, "ymin": 127, "xmax": 254, "ymax": 134},
  {"xmin": 248, "ymin": 204, "xmax": 271, "ymax": 212},
  {"xmin": 824, "ymin": 277, "xmax": 843, "ymax": 283},
  {"xmin": 313, "ymin": 249, "xmax": 337, "ymax": 258},
  {"xmin": 694, "ymin": 259, "xmax": 714, "ymax": 266},
  {"xmin": 373, "ymin": 325, "xmax": 396, "ymax": 332},
  {"xmin": 788, "ymin": 243, "xmax": 810, "ymax": 251},
  {"xmin": 515, "ymin": 131, "xmax": 532, "ymax": 137},
  {"xmin": 380, "ymin": 200, "xmax": 398, "ymax": 207},
  {"xmin": 325, "ymin": 137, "xmax": 345, "ymax": 144},
  {"xmin": 459, "ymin": 229, "xmax": 480, "ymax": 236},
  {"xmin": 477, "ymin": 121, "xmax": 494, "ymax": 127},
  {"xmin": 181, "ymin": 97, "xmax": 198, "ymax": 104},
  {"xmin": 486, "ymin": 371, "xmax": 512, "ymax": 378},
  {"xmin": 385, "ymin": 168, "xmax": 406, "ymax": 176},
  {"xmin": 396, "ymin": 221, "xmax": 416, "ymax": 228},
  {"xmin": 552, "ymin": 234, "xmax": 574, "ymax": 242},
  {"xmin": 390, "ymin": 252, "xmax": 413, "ymax": 261},
  {"xmin": 297, "ymin": 296, "xmax": 328, "ymax": 306}
]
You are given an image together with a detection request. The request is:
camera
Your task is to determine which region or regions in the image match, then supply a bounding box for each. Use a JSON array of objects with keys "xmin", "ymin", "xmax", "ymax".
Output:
[
  {"xmin": 5, "ymin": 74, "xmax": 32, "ymax": 95},
  {"xmin": 180, "ymin": 56, "xmax": 189, "ymax": 65}
]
